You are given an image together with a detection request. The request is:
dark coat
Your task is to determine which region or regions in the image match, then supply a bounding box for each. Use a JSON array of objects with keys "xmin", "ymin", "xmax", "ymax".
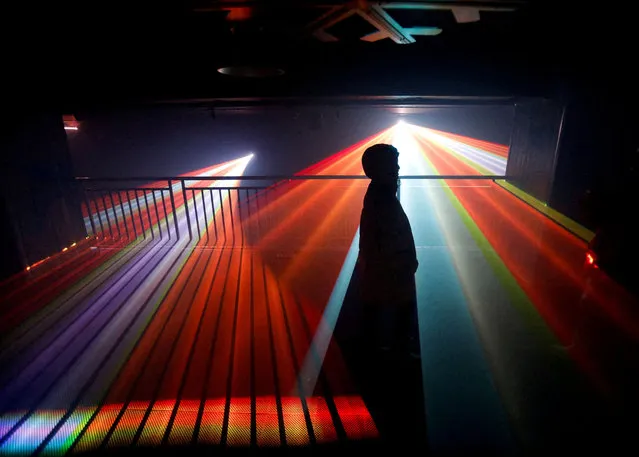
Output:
[{"xmin": 357, "ymin": 181, "xmax": 418, "ymax": 305}]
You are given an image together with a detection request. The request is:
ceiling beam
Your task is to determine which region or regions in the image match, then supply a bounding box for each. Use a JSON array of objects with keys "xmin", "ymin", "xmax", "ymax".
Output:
[
  {"xmin": 405, "ymin": 26, "xmax": 442, "ymax": 36},
  {"xmin": 305, "ymin": 5, "xmax": 358, "ymax": 41},
  {"xmin": 357, "ymin": 4, "xmax": 416, "ymax": 44},
  {"xmin": 380, "ymin": 1, "xmax": 521, "ymax": 12},
  {"xmin": 193, "ymin": 1, "xmax": 523, "ymax": 13},
  {"xmin": 452, "ymin": 7, "xmax": 481, "ymax": 23}
]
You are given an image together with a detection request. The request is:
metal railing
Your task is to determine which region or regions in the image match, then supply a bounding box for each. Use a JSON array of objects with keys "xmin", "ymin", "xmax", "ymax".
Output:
[{"xmin": 76, "ymin": 175, "xmax": 506, "ymax": 247}]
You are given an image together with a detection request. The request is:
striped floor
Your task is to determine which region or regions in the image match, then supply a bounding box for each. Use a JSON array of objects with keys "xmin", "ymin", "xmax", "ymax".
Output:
[{"xmin": 1, "ymin": 124, "xmax": 638, "ymax": 456}]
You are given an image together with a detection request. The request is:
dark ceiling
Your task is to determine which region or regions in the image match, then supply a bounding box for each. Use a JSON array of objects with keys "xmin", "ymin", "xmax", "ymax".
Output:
[{"xmin": 10, "ymin": 1, "xmax": 636, "ymax": 110}]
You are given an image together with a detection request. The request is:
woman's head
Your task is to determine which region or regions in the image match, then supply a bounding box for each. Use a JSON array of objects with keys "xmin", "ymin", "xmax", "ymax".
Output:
[{"xmin": 362, "ymin": 144, "xmax": 399, "ymax": 183}]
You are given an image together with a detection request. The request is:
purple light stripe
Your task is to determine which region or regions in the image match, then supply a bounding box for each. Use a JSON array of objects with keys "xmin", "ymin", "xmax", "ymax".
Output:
[
  {"xmin": 0, "ymin": 238, "xmax": 175, "ymax": 412},
  {"xmin": 0, "ymin": 410, "xmax": 65, "ymax": 455},
  {"xmin": 0, "ymin": 239, "xmax": 151, "ymax": 368},
  {"xmin": 436, "ymin": 141, "xmax": 505, "ymax": 175},
  {"xmin": 2, "ymin": 185, "xmax": 217, "ymax": 393},
  {"xmin": 83, "ymin": 161, "xmax": 239, "ymax": 232},
  {"xmin": 0, "ymin": 239, "xmax": 164, "ymax": 392},
  {"xmin": 1, "ymin": 189, "xmax": 214, "ymax": 412},
  {"xmin": 40, "ymin": 241, "xmax": 197, "ymax": 408},
  {"xmin": 24, "ymin": 240, "xmax": 197, "ymax": 452},
  {"xmin": 424, "ymin": 132, "xmax": 507, "ymax": 175},
  {"xmin": 443, "ymin": 143, "xmax": 506, "ymax": 175},
  {"xmin": 0, "ymin": 412, "xmax": 26, "ymax": 442},
  {"xmin": 0, "ymin": 162, "xmax": 250, "ymax": 452},
  {"xmin": 0, "ymin": 181, "xmax": 231, "ymax": 454},
  {"xmin": 26, "ymin": 202, "xmax": 215, "ymax": 450}
]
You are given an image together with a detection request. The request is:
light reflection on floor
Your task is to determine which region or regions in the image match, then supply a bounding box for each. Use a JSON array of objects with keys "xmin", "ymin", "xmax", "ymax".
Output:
[{"xmin": 1, "ymin": 124, "xmax": 638, "ymax": 456}]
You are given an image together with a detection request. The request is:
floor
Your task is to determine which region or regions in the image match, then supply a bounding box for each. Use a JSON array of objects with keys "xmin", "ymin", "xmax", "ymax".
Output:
[{"xmin": 1, "ymin": 125, "xmax": 638, "ymax": 456}]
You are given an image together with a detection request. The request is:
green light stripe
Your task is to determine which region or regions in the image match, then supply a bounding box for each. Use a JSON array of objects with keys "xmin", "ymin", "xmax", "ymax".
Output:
[
  {"xmin": 416, "ymin": 142, "xmax": 559, "ymax": 343},
  {"xmin": 425, "ymin": 137, "xmax": 594, "ymax": 244},
  {"xmin": 494, "ymin": 180, "xmax": 594, "ymax": 243},
  {"xmin": 439, "ymin": 183, "xmax": 559, "ymax": 345}
]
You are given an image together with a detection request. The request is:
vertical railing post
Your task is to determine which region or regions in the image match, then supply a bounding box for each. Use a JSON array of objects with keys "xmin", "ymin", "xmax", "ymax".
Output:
[
  {"xmin": 192, "ymin": 189, "xmax": 201, "ymax": 239},
  {"xmin": 134, "ymin": 191, "xmax": 146, "ymax": 240},
  {"xmin": 254, "ymin": 188, "xmax": 262, "ymax": 241},
  {"xmin": 245, "ymin": 188, "xmax": 253, "ymax": 244},
  {"xmin": 152, "ymin": 190, "xmax": 162, "ymax": 239},
  {"xmin": 210, "ymin": 189, "xmax": 218, "ymax": 243},
  {"xmin": 218, "ymin": 188, "xmax": 226, "ymax": 244},
  {"xmin": 201, "ymin": 189, "xmax": 209, "ymax": 243},
  {"xmin": 227, "ymin": 189, "xmax": 235, "ymax": 245},
  {"xmin": 143, "ymin": 190, "xmax": 154, "ymax": 240},
  {"xmin": 168, "ymin": 180, "xmax": 179, "ymax": 240},
  {"xmin": 126, "ymin": 191, "xmax": 138, "ymax": 240},
  {"xmin": 236, "ymin": 188, "xmax": 243, "ymax": 245},
  {"xmin": 161, "ymin": 189, "xmax": 171, "ymax": 240},
  {"xmin": 181, "ymin": 179, "xmax": 192, "ymax": 240},
  {"xmin": 108, "ymin": 192, "xmax": 121, "ymax": 239},
  {"xmin": 81, "ymin": 185, "xmax": 97, "ymax": 238},
  {"xmin": 116, "ymin": 191, "xmax": 129, "ymax": 240},
  {"xmin": 94, "ymin": 191, "xmax": 106, "ymax": 239},
  {"xmin": 100, "ymin": 194, "xmax": 114, "ymax": 239}
]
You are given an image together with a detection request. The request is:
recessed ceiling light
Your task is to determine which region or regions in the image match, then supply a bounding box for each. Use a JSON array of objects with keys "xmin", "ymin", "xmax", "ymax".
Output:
[{"xmin": 217, "ymin": 66, "xmax": 285, "ymax": 78}]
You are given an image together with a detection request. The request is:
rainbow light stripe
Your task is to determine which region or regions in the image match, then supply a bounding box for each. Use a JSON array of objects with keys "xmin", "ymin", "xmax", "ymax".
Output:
[{"xmin": 1, "ymin": 126, "xmax": 637, "ymax": 456}]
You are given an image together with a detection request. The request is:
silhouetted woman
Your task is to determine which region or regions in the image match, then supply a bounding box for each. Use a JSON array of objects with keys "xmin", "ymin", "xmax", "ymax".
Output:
[{"xmin": 357, "ymin": 143, "xmax": 420, "ymax": 357}]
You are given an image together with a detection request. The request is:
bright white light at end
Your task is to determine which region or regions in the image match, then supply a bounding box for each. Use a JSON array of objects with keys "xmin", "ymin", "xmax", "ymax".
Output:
[
  {"xmin": 397, "ymin": 120, "xmax": 406, "ymax": 126},
  {"xmin": 64, "ymin": 126, "xmax": 78, "ymax": 130}
]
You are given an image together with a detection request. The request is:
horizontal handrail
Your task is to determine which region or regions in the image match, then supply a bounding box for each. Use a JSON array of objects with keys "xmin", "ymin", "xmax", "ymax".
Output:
[
  {"xmin": 187, "ymin": 186, "xmax": 269, "ymax": 191},
  {"xmin": 84, "ymin": 187, "xmax": 171, "ymax": 192},
  {"xmin": 76, "ymin": 174, "xmax": 506, "ymax": 182}
]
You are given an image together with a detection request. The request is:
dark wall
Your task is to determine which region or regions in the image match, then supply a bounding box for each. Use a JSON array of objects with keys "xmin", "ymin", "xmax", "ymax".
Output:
[
  {"xmin": 505, "ymin": 99, "xmax": 564, "ymax": 203},
  {"xmin": 68, "ymin": 107, "xmax": 396, "ymax": 178},
  {"xmin": 406, "ymin": 106, "xmax": 514, "ymax": 146},
  {"xmin": 0, "ymin": 195, "xmax": 23, "ymax": 281},
  {"xmin": 550, "ymin": 98, "xmax": 639, "ymax": 229},
  {"xmin": 68, "ymin": 105, "xmax": 516, "ymax": 179},
  {"xmin": 1, "ymin": 113, "xmax": 86, "ymax": 277}
]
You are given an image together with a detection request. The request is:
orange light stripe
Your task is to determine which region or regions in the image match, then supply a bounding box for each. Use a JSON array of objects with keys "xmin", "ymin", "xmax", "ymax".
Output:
[
  {"xmin": 226, "ymin": 397, "xmax": 252, "ymax": 446},
  {"xmin": 106, "ymin": 162, "xmax": 251, "ymax": 404},
  {"xmin": 333, "ymin": 396, "xmax": 378, "ymax": 440},
  {"xmin": 106, "ymin": 402, "xmax": 148, "ymax": 447},
  {"xmin": 197, "ymin": 399, "xmax": 225, "ymax": 444},
  {"xmin": 265, "ymin": 271, "xmax": 299, "ymax": 392},
  {"xmin": 204, "ymin": 248, "xmax": 243, "ymax": 400},
  {"xmin": 123, "ymin": 249, "xmax": 210, "ymax": 402},
  {"xmin": 250, "ymin": 129, "xmax": 391, "ymax": 236},
  {"xmin": 166, "ymin": 399, "xmax": 199, "ymax": 445},
  {"xmin": 255, "ymin": 135, "xmax": 380, "ymax": 247},
  {"xmin": 280, "ymin": 180, "xmax": 364, "ymax": 283},
  {"xmin": 135, "ymin": 399, "xmax": 176, "ymax": 446},
  {"xmin": 177, "ymin": 251, "xmax": 233, "ymax": 403},
  {"xmin": 157, "ymin": 249, "xmax": 226, "ymax": 400},
  {"xmin": 416, "ymin": 136, "xmax": 586, "ymax": 284},
  {"xmin": 73, "ymin": 404, "xmax": 124, "ymax": 452},
  {"xmin": 280, "ymin": 397, "xmax": 310, "ymax": 446},
  {"xmin": 414, "ymin": 133, "xmax": 611, "ymax": 388},
  {"xmin": 230, "ymin": 248, "xmax": 253, "ymax": 397},
  {"xmin": 255, "ymin": 395, "xmax": 281, "ymax": 446},
  {"xmin": 415, "ymin": 133, "xmax": 639, "ymax": 339},
  {"xmin": 104, "ymin": 248, "xmax": 208, "ymax": 404},
  {"xmin": 296, "ymin": 128, "xmax": 393, "ymax": 176},
  {"xmin": 252, "ymin": 258, "xmax": 280, "ymax": 444}
]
